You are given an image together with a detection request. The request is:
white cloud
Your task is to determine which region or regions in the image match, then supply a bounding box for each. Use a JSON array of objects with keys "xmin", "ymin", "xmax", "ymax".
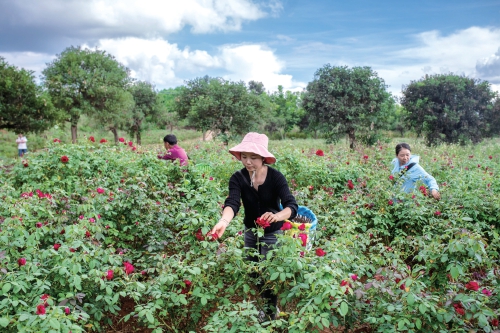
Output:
[
  {"xmin": 3, "ymin": 0, "xmax": 267, "ymax": 36},
  {"xmin": 0, "ymin": 51, "xmax": 55, "ymax": 77},
  {"xmin": 84, "ymin": 38, "xmax": 303, "ymax": 91},
  {"xmin": 375, "ymin": 27, "xmax": 500, "ymax": 95}
]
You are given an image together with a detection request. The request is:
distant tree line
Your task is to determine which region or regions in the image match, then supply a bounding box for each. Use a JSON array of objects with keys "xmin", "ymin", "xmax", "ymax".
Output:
[{"xmin": 1, "ymin": 46, "xmax": 500, "ymax": 147}]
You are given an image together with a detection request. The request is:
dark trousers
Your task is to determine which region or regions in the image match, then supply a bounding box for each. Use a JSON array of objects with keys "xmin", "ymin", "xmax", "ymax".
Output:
[{"xmin": 244, "ymin": 228, "xmax": 282, "ymax": 320}]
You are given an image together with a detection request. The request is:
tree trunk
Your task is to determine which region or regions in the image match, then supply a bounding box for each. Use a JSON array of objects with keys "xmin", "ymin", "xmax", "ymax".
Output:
[
  {"xmin": 203, "ymin": 130, "xmax": 208, "ymax": 142},
  {"xmin": 136, "ymin": 131, "xmax": 141, "ymax": 146},
  {"xmin": 71, "ymin": 125, "xmax": 78, "ymax": 144},
  {"xmin": 110, "ymin": 127, "xmax": 118, "ymax": 144},
  {"xmin": 348, "ymin": 129, "xmax": 356, "ymax": 149}
]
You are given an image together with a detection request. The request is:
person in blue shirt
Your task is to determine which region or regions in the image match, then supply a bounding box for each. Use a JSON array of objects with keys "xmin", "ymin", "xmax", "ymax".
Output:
[{"xmin": 391, "ymin": 143, "xmax": 440, "ymax": 200}]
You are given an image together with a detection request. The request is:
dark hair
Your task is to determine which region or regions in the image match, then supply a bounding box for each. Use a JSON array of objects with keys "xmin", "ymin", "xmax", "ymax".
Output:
[
  {"xmin": 163, "ymin": 134, "xmax": 177, "ymax": 145},
  {"xmin": 395, "ymin": 143, "xmax": 411, "ymax": 155}
]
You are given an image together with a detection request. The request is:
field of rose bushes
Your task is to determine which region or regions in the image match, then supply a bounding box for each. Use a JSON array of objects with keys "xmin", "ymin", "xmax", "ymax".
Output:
[{"xmin": 0, "ymin": 137, "xmax": 499, "ymax": 333}]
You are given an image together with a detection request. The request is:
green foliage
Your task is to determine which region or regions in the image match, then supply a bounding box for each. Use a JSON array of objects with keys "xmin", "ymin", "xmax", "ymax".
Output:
[
  {"xmin": 128, "ymin": 81, "xmax": 162, "ymax": 145},
  {"xmin": 42, "ymin": 46, "xmax": 132, "ymax": 143},
  {"xmin": 173, "ymin": 77, "xmax": 265, "ymax": 143},
  {"xmin": 265, "ymin": 86, "xmax": 305, "ymax": 139},
  {"xmin": 302, "ymin": 65, "xmax": 394, "ymax": 148},
  {"xmin": 401, "ymin": 74, "xmax": 498, "ymax": 146},
  {"xmin": 0, "ymin": 138, "xmax": 499, "ymax": 332},
  {"xmin": 0, "ymin": 57, "xmax": 61, "ymax": 133}
]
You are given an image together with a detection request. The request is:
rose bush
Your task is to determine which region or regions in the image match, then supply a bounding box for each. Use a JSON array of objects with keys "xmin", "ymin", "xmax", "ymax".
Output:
[{"xmin": 0, "ymin": 138, "xmax": 498, "ymax": 332}]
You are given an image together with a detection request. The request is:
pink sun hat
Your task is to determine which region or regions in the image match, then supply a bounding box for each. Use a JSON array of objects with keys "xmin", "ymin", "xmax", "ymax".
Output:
[{"xmin": 229, "ymin": 132, "xmax": 276, "ymax": 164}]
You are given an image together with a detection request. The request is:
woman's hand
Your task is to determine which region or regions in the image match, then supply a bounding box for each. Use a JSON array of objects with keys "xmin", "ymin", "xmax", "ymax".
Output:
[
  {"xmin": 261, "ymin": 212, "xmax": 279, "ymax": 223},
  {"xmin": 431, "ymin": 189, "xmax": 441, "ymax": 200},
  {"xmin": 210, "ymin": 219, "xmax": 229, "ymax": 238}
]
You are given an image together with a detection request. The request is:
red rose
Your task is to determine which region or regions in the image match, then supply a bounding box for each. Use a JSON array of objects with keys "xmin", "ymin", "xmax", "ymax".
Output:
[
  {"xmin": 119, "ymin": 137, "xmax": 125, "ymax": 142},
  {"xmin": 18, "ymin": 258, "xmax": 26, "ymax": 266},
  {"xmin": 70, "ymin": 248, "xmax": 76, "ymax": 252},
  {"xmin": 53, "ymin": 138, "xmax": 61, "ymax": 143},
  {"xmin": 298, "ymin": 223, "xmax": 306, "ymax": 231},
  {"xmin": 280, "ymin": 221, "xmax": 292, "ymax": 230},
  {"xmin": 455, "ymin": 307, "xmax": 465, "ymax": 316},
  {"xmin": 100, "ymin": 138, "xmax": 107, "ymax": 143},
  {"xmin": 363, "ymin": 155, "xmax": 368, "ymax": 160},
  {"xmin": 89, "ymin": 136, "xmax": 95, "ymax": 142},
  {"xmin": 256, "ymin": 217, "xmax": 271, "ymax": 228},
  {"xmin": 36, "ymin": 304, "xmax": 46, "ymax": 315},
  {"xmin": 315, "ymin": 248, "xmax": 326, "ymax": 257},
  {"xmin": 400, "ymin": 283, "xmax": 406, "ymax": 290},
  {"xmin": 85, "ymin": 231, "xmax": 91, "ymax": 238},
  {"xmin": 207, "ymin": 232, "xmax": 219, "ymax": 241},
  {"xmin": 195, "ymin": 229, "xmax": 205, "ymax": 241},
  {"xmin": 60, "ymin": 155, "xmax": 69, "ymax": 163},
  {"xmin": 434, "ymin": 211, "xmax": 441, "ymax": 216},
  {"xmin": 128, "ymin": 141, "xmax": 133, "ymax": 147},
  {"xmin": 124, "ymin": 261, "xmax": 134, "ymax": 275},
  {"xmin": 465, "ymin": 281, "xmax": 479, "ymax": 291},
  {"xmin": 388, "ymin": 200, "xmax": 393, "ymax": 206},
  {"xmin": 482, "ymin": 288, "xmax": 492, "ymax": 296},
  {"xmin": 97, "ymin": 187, "xmax": 105, "ymax": 194},
  {"xmin": 489, "ymin": 155, "xmax": 493, "ymax": 160},
  {"xmin": 36, "ymin": 222, "xmax": 42, "ymax": 228},
  {"xmin": 65, "ymin": 307, "xmax": 70, "ymax": 315},
  {"xmin": 340, "ymin": 280, "xmax": 349, "ymax": 287},
  {"xmin": 347, "ymin": 180, "xmax": 354, "ymax": 190},
  {"xmin": 419, "ymin": 185, "xmax": 427, "ymax": 195},
  {"xmin": 53, "ymin": 243, "xmax": 61, "ymax": 251},
  {"xmin": 315, "ymin": 149, "xmax": 324, "ymax": 156},
  {"xmin": 23, "ymin": 163, "xmax": 29, "ymax": 167},
  {"xmin": 389, "ymin": 175, "xmax": 394, "ymax": 180},
  {"xmin": 106, "ymin": 270, "xmax": 113, "ymax": 280},
  {"xmin": 298, "ymin": 233, "xmax": 308, "ymax": 247},
  {"xmin": 491, "ymin": 318, "xmax": 499, "ymax": 327},
  {"xmin": 350, "ymin": 274, "xmax": 358, "ymax": 280}
]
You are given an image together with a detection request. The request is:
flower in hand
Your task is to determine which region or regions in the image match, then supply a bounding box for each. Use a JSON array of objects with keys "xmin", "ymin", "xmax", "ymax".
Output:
[{"xmin": 256, "ymin": 217, "xmax": 271, "ymax": 228}]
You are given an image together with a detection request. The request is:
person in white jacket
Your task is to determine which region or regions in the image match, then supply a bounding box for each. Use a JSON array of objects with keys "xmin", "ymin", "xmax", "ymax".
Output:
[{"xmin": 16, "ymin": 133, "xmax": 28, "ymax": 157}]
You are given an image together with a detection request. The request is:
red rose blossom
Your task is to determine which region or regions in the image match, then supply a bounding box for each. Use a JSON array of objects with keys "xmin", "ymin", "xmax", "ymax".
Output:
[
  {"xmin": 491, "ymin": 318, "xmax": 499, "ymax": 327},
  {"xmin": 18, "ymin": 258, "xmax": 27, "ymax": 266},
  {"xmin": 89, "ymin": 136, "xmax": 95, "ymax": 142},
  {"xmin": 53, "ymin": 138, "xmax": 61, "ymax": 143},
  {"xmin": 315, "ymin": 248, "xmax": 326, "ymax": 257},
  {"xmin": 128, "ymin": 141, "xmax": 133, "ymax": 147},
  {"xmin": 60, "ymin": 155, "xmax": 69, "ymax": 163},
  {"xmin": 36, "ymin": 222, "xmax": 42, "ymax": 228},
  {"xmin": 36, "ymin": 304, "xmax": 46, "ymax": 315},
  {"xmin": 489, "ymin": 155, "xmax": 493, "ymax": 160},
  {"xmin": 481, "ymin": 288, "xmax": 492, "ymax": 296},
  {"xmin": 350, "ymin": 274, "xmax": 358, "ymax": 280},
  {"xmin": 347, "ymin": 180, "xmax": 354, "ymax": 190},
  {"xmin": 389, "ymin": 175, "xmax": 394, "ymax": 180},
  {"xmin": 97, "ymin": 187, "xmax": 105, "ymax": 194},
  {"xmin": 124, "ymin": 261, "xmax": 134, "ymax": 275},
  {"xmin": 256, "ymin": 217, "xmax": 271, "ymax": 228},
  {"xmin": 388, "ymin": 200, "xmax": 394, "ymax": 206},
  {"xmin": 298, "ymin": 233, "xmax": 308, "ymax": 247},
  {"xmin": 100, "ymin": 138, "xmax": 107, "ymax": 143},
  {"xmin": 53, "ymin": 243, "xmax": 61, "ymax": 251},
  {"xmin": 465, "ymin": 281, "xmax": 479, "ymax": 291},
  {"xmin": 106, "ymin": 270, "xmax": 113, "ymax": 280},
  {"xmin": 280, "ymin": 221, "xmax": 292, "ymax": 230},
  {"xmin": 65, "ymin": 307, "xmax": 70, "ymax": 315},
  {"xmin": 298, "ymin": 223, "xmax": 306, "ymax": 231},
  {"xmin": 434, "ymin": 211, "xmax": 441, "ymax": 216},
  {"xmin": 119, "ymin": 137, "xmax": 125, "ymax": 142},
  {"xmin": 315, "ymin": 149, "xmax": 324, "ymax": 156},
  {"xmin": 195, "ymin": 229, "xmax": 205, "ymax": 241}
]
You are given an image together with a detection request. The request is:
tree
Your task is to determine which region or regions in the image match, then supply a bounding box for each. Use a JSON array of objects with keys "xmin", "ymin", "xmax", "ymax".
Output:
[
  {"xmin": 158, "ymin": 87, "xmax": 183, "ymax": 132},
  {"xmin": 42, "ymin": 46, "xmax": 132, "ymax": 143},
  {"xmin": 265, "ymin": 86, "xmax": 305, "ymax": 139},
  {"xmin": 401, "ymin": 74, "xmax": 497, "ymax": 145},
  {"xmin": 0, "ymin": 57, "xmax": 60, "ymax": 133},
  {"xmin": 486, "ymin": 98, "xmax": 500, "ymax": 136},
  {"xmin": 174, "ymin": 77, "xmax": 265, "ymax": 143},
  {"xmin": 248, "ymin": 80, "xmax": 265, "ymax": 95},
  {"xmin": 128, "ymin": 81, "xmax": 162, "ymax": 145},
  {"xmin": 302, "ymin": 65, "xmax": 392, "ymax": 148}
]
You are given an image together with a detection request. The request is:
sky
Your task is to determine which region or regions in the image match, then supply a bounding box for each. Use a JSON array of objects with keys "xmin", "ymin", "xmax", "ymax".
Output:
[{"xmin": 1, "ymin": 0, "xmax": 500, "ymax": 97}]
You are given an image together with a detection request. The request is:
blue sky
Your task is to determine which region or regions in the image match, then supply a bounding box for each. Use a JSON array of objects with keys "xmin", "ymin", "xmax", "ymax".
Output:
[{"xmin": 1, "ymin": 0, "xmax": 499, "ymax": 96}]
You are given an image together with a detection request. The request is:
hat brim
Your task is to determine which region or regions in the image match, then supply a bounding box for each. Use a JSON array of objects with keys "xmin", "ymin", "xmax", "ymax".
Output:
[{"xmin": 229, "ymin": 142, "xmax": 276, "ymax": 164}]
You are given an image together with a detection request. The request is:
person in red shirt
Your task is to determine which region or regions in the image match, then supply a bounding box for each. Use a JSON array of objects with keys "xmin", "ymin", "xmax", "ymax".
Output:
[{"xmin": 158, "ymin": 134, "xmax": 188, "ymax": 166}]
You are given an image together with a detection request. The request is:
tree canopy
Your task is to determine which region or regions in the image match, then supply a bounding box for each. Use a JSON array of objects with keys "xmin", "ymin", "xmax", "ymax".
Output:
[
  {"xmin": 302, "ymin": 65, "xmax": 393, "ymax": 148},
  {"xmin": 265, "ymin": 85, "xmax": 304, "ymax": 139},
  {"xmin": 42, "ymin": 46, "xmax": 132, "ymax": 143},
  {"xmin": 401, "ymin": 74, "xmax": 497, "ymax": 145},
  {"xmin": 0, "ymin": 57, "xmax": 60, "ymax": 133},
  {"xmin": 174, "ymin": 76, "xmax": 265, "ymax": 143},
  {"xmin": 128, "ymin": 81, "xmax": 162, "ymax": 145}
]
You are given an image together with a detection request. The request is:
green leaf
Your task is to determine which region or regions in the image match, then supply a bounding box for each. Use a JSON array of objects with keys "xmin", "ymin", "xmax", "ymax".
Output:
[
  {"xmin": 2, "ymin": 283, "xmax": 11, "ymax": 293},
  {"xmin": 49, "ymin": 318, "xmax": 60, "ymax": 329},
  {"xmin": 398, "ymin": 319, "xmax": 406, "ymax": 330},
  {"xmin": 0, "ymin": 318, "xmax": 9, "ymax": 328},
  {"xmin": 407, "ymin": 293, "xmax": 415, "ymax": 305},
  {"xmin": 201, "ymin": 297, "xmax": 207, "ymax": 305},
  {"xmin": 270, "ymin": 272, "xmax": 279, "ymax": 281},
  {"xmin": 146, "ymin": 312, "xmax": 155, "ymax": 324},
  {"xmin": 339, "ymin": 302, "xmax": 348, "ymax": 317},
  {"xmin": 419, "ymin": 304, "xmax": 427, "ymax": 315},
  {"xmin": 450, "ymin": 266, "xmax": 460, "ymax": 279},
  {"xmin": 415, "ymin": 318, "xmax": 422, "ymax": 329}
]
